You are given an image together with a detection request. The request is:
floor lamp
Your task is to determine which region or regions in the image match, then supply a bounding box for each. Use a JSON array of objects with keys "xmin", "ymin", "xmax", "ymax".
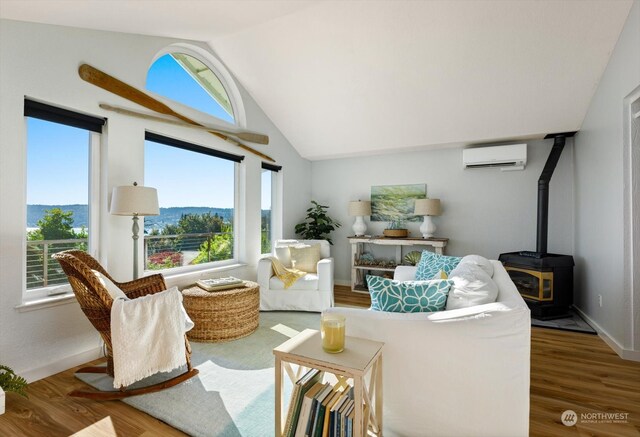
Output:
[{"xmin": 110, "ymin": 182, "xmax": 159, "ymax": 279}]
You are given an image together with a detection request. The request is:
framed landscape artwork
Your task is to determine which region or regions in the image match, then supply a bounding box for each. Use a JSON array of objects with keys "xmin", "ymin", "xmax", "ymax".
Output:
[{"xmin": 371, "ymin": 184, "xmax": 426, "ymax": 222}]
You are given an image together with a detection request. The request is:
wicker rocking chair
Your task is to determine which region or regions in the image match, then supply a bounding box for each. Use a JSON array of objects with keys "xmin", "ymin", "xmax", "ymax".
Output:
[{"xmin": 52, "ymin": 250, "xmax": 198, "ymax": 400}]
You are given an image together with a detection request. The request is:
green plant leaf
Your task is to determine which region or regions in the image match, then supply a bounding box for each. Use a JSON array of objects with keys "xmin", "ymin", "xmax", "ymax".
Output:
[{"xmin": 0, "ymin": 365, "xmax": 28, "ymax": 398}]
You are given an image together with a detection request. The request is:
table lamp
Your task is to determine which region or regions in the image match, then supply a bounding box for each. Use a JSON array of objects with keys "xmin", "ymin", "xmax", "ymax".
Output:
[
  {"xmin": 110, "ymin": 182, "xmax": 159, "ymax": 279},
  {"xmin": 348, "ymin": 200, "xmax": 371, "ymax": 236},
  {"xmin": 414, "ymin": 198, "xmax": 441, "ymax": 239}
]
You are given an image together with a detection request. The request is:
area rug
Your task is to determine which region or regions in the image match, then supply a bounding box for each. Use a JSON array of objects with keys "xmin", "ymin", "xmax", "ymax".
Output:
[
  {"xmin": 531, "ymin": 308, "xmax": 596, "ymax": 334},
  {"xmin": 77, "ymin": 311, "xmax": 320, "ymax": 437}
]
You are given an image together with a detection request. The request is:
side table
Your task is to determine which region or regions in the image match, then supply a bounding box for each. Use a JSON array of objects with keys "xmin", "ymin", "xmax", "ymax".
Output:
[
  {"xmin": 181, "ymin": 281, "xmax": 260, "ymax": 342},
  {"xmin": 273, "ymin": 329, "xmax": 384, "ymax": 437}
]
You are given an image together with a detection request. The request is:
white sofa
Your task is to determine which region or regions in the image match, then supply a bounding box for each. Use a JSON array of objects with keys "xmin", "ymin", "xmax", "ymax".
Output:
[
  {"xmin": 325, "ymin": 260, "xmax": 530, "ymax": 437},
  {"xmin": 258, "ymin": 239, "xmax": 334, "ymax": 312}
]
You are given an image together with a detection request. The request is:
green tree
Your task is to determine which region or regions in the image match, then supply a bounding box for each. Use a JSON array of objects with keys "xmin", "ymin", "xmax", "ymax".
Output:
[
  {"xmin": 192, "ymin": 222, "xmax": 234, "ymax": 264},
  {"xmin": 28, "ymin": 208, "xmax": 76, "ymax": 241},
  {"xmin": 146, "ymin": 213, "xmax": 234, "ymax": 270},
  {"xmin": 261, "ymin": 211, "xmax": 272, "ymax": 254},
  {"xmin": 175, "ymin": 212, "xmax": 225, "ymax": 234},
  {"xmin": 26, "ymin": 208, "xmax": 87, "ymax": 289}
]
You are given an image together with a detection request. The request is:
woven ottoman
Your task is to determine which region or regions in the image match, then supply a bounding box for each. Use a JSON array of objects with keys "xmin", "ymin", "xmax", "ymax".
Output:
[{"xmin": 181, "ymin": 281, "xmax": 260, "ymax": 343}]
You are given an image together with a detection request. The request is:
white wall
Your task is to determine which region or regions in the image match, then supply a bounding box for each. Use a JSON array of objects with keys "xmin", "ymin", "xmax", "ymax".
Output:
[
  {"xmin": 574, "ymin": 1, "xmax": 640, "ymax": 356},
  {"xmin": 0, "ymin": 19, "xmax": 311, "ymax": 379},
  {"xmin": 311, "ymin": 139, "xmax": 574, "ymax": 284}
]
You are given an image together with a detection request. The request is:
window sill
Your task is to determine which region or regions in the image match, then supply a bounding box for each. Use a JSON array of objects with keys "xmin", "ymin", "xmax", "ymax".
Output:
[{"xmin": 15, "ymin": 292, "xmax": 77, "ymax": 313}]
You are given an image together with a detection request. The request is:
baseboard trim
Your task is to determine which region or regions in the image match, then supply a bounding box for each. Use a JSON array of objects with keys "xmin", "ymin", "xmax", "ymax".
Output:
[
  {"xmin": 335, "ymin": 279, "xmax": 351, "ymax": 287},
  {"xmin": 574, "ymin": 306, "xmax": 640, "ymax": 362},
  {"xmin": 21, "ymin": 346, "xmax": 103, "ymax": 383}
]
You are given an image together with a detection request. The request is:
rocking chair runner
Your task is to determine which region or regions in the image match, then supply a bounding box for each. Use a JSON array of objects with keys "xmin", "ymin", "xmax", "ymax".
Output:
[{"xmin": 52, "ymin": 250, "xmax": 198, "ymax": 400}]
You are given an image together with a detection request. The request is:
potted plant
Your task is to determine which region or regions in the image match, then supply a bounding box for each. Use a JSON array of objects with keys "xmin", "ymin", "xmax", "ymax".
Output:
[
  {"xmin": 383, "ymin": 219, "xmax": 408, "ymax": 238},
  {"xmin": 0, "ymin": 365, "xmax": 28, "ymax": 414},
  {"xmin": 295, "ymin": 201, "xmax": 341, "ymax": 245}
]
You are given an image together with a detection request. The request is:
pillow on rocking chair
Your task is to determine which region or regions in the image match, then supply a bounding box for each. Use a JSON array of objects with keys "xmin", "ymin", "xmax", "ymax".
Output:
[{"xmin": 93, "ymin": 270, "xmax": 127, "ymax": 300}]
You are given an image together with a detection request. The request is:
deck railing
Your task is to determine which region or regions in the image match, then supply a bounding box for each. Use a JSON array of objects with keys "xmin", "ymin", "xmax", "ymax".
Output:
[
  {"xmin": 26, "ymin": 230, "xmax": 240, "ymax": 289},
  {"xmin": 26, "ymin": 238, "xmax": 88, "ymax": 289},
  {"xmin": 144, "ymin": 231, "xmax": 234, "ymax": 270}
]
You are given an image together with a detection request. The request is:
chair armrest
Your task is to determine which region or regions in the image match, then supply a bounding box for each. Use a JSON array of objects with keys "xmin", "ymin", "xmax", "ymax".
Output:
[
  {"xmin": 258, "ymin": 257, "xmax": 274, "ymax": 289},
  {"xmin": 317, "ymin": 257, "xmax": 334, "ymax": 293},
  {"xmin": 120, "ymin": 273, "xmax": 167, "ymax": 299}
]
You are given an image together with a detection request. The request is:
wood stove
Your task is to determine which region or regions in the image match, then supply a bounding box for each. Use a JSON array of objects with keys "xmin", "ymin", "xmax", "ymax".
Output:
[{"xmin": 499, "ymin": 132, "xmax": 576, "ymax": 320}]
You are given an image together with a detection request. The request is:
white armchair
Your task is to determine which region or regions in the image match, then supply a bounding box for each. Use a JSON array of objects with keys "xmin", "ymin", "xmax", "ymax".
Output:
[{"xmin": 258, "ymin": 239, "xmax": 334, "ymax": 312}]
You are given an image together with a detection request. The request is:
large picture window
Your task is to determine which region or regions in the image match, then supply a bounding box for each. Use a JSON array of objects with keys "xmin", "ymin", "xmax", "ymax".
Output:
[
  {"xmin": 24, "ymin": 100, "xmax": 104, "ymax": 295},
  {"xmin": 261, "ymin": 162, "xmax": 281, "ymax": 254},
  {"xmin": 144, "ymin": 132, "xmax": 241, "ymax": 272}
]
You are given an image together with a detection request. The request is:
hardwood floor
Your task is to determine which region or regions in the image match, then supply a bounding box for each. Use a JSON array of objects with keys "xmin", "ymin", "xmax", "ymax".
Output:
[
  {"xmin": 529, "ymin": 328, "xmax": 640, "ymax": 436},
  {"xmin": 334, "ymin": 285, "xmax": 371, "ymax": 307},
  {"xmin": 0, "ymin": 286, "xmax": 638, "ymax": 436}
]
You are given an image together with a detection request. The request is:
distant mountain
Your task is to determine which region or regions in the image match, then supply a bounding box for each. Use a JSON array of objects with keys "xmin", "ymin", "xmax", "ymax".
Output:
[
  {"xmin": 27, "ymin": 205, "xmax": 236, "ymax": 231},
  {"xmin": 27, "ymin": 204, "xmax": 88, "ymax": 227},
  {"xmin": 27, "ymin": 205, "xmax": 274, "ymax": 232}
]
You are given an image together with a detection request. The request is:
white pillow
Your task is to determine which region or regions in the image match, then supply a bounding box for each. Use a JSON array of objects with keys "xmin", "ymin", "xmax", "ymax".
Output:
[
  {"xmin": 92, "ymin": 270, "xmax": 128, "ymax": 300},
  {"xmin": 275, "ymin": 246, "xmax": 292, "ymax": 268},
  {"xmin": 459, "ymin": 254, "xmax": 494, "ymax": 277},
  {"xmin": 445, "ymin": 262, "xmax": 499, "ymax": 310},
  {"xmin": 289, "ymin": 244, "xmax": 321, "ymax": 273}
]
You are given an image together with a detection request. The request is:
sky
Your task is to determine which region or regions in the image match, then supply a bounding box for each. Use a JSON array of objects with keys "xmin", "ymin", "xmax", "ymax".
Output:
[
  {"xmin": 26, "ymin": 118, "xmax": 89, "ymax": 205},
  {"xmin": 144, "ymin": 139, "xmax": 235, "ymax": 208},
  {"xmin": 146, "ymin": 54, "xmax": 234, "ymax": 124},
  {"xmin": 26, "ymin": 52, "xmax": 273, "ymax": 210}
]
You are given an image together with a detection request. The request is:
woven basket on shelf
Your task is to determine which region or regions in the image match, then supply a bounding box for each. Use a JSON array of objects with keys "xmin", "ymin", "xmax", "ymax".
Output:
[{"xmin": 383, "ymin": 229, "xmax": 408, "ymax": 238}]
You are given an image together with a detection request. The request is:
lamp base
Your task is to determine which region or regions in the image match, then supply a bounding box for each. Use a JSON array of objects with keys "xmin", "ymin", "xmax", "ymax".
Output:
[
  {"xmin": 352, "ymin": 216, "xmax": 367, "ymax": 236},
  {"xmin": 420, "ymin": 215, "xmax": 436, "ymax": 239},
  {"xmin": 132, "ymin": 215, "xmax": 140, "ymax": 280}
]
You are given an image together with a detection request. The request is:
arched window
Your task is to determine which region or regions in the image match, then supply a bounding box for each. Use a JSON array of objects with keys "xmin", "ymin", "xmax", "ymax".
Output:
[{"xmin": 146, "ymin": 52, "xmax": 236, "ymax": 124}]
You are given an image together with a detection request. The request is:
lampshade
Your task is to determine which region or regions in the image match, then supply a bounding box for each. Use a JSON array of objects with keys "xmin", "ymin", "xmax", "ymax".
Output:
[
  {"xmin": 110, "ymin": 185, "xmax": 159, "ymax": 216},
  {"xmin": 348, "ymin": 200, "xmax": 371, "ymax": 216},
  {"xmin": 414, "ymin": 198, "xmax": 441, "ymax": 216}
]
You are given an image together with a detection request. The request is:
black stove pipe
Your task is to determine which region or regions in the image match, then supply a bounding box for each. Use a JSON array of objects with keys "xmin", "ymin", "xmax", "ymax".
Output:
[{"xmin": 537, "ymin": 132, "xmax": 577, "ymax": 254}]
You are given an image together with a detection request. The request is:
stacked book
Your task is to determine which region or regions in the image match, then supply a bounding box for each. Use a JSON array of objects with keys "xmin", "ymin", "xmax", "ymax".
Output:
[
  {"xmin": 284, "ymin": 368, "xmax": 358, "ymax": 437},
  {"xmin": 196, "ymin": 277, "xmax": 244, "ymax": 292}
]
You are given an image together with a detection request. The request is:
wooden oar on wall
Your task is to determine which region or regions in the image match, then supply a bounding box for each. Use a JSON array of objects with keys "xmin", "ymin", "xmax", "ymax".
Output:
[
  {"xmin": 99, "ymin": 103, "xmax": 269, "ymax": 144},
  {"xmin": 78, "ymin": 64, "xmax": 275, "ymax": 162}
]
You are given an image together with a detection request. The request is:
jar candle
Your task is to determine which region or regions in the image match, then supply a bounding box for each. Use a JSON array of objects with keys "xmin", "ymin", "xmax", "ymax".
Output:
[{"xmin": 321, "ymin": 314, "xmax": 345, "ymax": 353}]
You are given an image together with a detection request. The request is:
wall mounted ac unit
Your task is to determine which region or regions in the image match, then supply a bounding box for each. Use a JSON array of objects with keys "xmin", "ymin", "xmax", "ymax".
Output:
[{"xmin": 463, "ymin": 143, "xmax": 527, "ymax": 171}]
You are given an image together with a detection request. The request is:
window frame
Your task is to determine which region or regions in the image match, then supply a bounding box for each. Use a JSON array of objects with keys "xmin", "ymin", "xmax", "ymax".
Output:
[
  {"xmin": 22, "ymin": 99, "xmax": 105, "ymax": 302},
  {"xmin": 147, "ymin": 44, "xmax": 247, "ymax": 129},
  {"xmin": 143, "ymin": 131, "xmax": 243, "ymax": 275}
]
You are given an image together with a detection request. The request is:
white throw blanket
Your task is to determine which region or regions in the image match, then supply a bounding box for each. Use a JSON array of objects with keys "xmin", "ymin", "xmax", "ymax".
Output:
[{"xmin": 111, "ymin": 286, "xmax": 194, "ymax": 388}]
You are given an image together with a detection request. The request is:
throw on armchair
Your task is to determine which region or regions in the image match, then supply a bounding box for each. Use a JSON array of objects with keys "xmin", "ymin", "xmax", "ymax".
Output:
[{"xmin": 258, "ymin": 239, "xmax": 334, "ymax": 311}]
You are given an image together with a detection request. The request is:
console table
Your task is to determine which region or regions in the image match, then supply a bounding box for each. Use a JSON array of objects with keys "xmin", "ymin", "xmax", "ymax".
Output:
[{"xmin": 348, "ymin": 236, "xmax": 449, "ymax": 291}]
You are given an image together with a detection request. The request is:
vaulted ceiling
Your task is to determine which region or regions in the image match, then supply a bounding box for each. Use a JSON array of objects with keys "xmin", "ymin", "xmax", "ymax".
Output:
[{"xmin": 0, "ymin": 1, "xmax": 634, "ymax": 160}]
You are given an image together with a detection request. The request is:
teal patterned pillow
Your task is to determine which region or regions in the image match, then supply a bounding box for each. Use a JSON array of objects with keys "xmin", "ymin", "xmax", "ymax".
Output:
[
  {"xmin": 415, "ymin": 251, "xmax": 462, "ymax": 280},
  {"xmin": 366, "ymin": 276, "xmax": 453, "ymax": 313}
]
